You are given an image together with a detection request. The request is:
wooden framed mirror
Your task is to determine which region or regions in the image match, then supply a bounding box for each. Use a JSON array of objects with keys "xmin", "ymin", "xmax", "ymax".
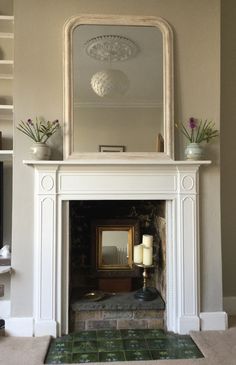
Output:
[
  {"xmin": 64, "ymin": 14, "xmax": 174, "ymax": 159},
  {"xmin": 92, "ymin": 219, "xmax": 140, "ymax": 272}
]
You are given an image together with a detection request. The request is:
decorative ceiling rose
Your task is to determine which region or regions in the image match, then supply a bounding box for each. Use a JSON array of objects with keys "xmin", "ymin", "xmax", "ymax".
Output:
[
  {"xmin": 85, "ymin": 35, "xmax": 139, "ymax": 62},
  {"xmin": 91, "ymin": 69, "xmax": 129, "ymax": 97}
]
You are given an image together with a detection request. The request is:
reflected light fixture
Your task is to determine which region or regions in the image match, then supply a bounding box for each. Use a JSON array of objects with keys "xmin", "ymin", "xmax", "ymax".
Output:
[
  {"xmin": 85, "ymin": 35, "xmax": 139, "ymax": 97},
  {"xmin": 90, "ymin": 69, "xmax": 129, "ymax": 98}
]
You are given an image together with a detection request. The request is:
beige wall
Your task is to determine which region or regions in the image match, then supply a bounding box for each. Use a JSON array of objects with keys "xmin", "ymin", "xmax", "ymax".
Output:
[
  {"xmin": 12, "ymin": 0, "xmax": 222, "ymax": 317},
  {"xmin": 221, "ymin": 0, "xmax": 236, "ymax": 298},
  {"xmin": 74, "ymin": 107, "xmax": 162, "ymax": 152}
]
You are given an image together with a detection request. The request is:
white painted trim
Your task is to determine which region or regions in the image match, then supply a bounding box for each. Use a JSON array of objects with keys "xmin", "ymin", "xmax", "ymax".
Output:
[
  {"xmin": 179, "ymin": 316, "xmax": 200, "ymax": 334},
  {"xmin": 0, "ymin": 300, "xmax": 10, "ymax": 319},
  {"xmin": 61, "ymin": 201, "xmax": 70, "ymax": 335},
  {"xmin": 5, "ymin": 317, "xmax": 34, "ymax": 336},
  {"xmin": 223, "ymin": 296, "xmax": 236, "ymax": 315},
  {"xmin": 200, "ymin": 312, "xmax": 228, "ymax": 331},
  {"xmin": 24, "ymin": 159, "xmax": 211, "ymax": 166},
  {"xmin": 34, "ymin": 320, "xmax": 57, "ymax": 337}
]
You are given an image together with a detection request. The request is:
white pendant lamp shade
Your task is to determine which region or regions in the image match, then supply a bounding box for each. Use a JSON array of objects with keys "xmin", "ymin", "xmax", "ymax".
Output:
[{"xmin": 91, "ymin": 69, "xmax": 129, "ymax": 97}]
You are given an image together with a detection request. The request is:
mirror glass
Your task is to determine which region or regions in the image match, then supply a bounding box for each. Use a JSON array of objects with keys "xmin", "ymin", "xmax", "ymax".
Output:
[
  {"xmin": 72, "ymin": 24, "xmax": 163, "ymax": 153},
  {"xmin": 101, "ymin": 230, "xmax": 129, "ymax": 265},
  {"xmin": 64, "ymin": 15, "xmax": 174, "ymax": 158}
]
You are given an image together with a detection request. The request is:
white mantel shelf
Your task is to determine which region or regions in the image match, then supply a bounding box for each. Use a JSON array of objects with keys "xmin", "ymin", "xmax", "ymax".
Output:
[
  {"xmin": 12, "ymin": 156, "xmax": 228, "ymax": 339},
  {"xmin": 23, "ymin": 159, "xmax": 211, "ymax": 166},
  {"xmin": 0, "ymin": 266, "xmax": 11, "ymax": 274}
]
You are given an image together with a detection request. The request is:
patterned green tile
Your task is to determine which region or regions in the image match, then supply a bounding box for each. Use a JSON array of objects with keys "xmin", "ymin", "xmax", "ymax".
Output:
[
  {"xmin": 73, "ymin": 331, "xmax": 97, "ymax": 341},
  {"xmin": 45, "ymin": 329, "xmax": 204, "ymax": 363},
  {"xmin": 97, "ymin": 339, "xmax": 124, "ymax": 352},
  {"xmin": 121, "ymin": 329, "xmax": 144, "ymax": 339},
  {"xmin": 143, "ymin": 329, "xmax": 166, "ymax": 339},
  {"xmin": 175, "ymin": 336, "xmax": 198, "ymax": 349},
  {"xmin": 123, "ymin": 339, "xmax": 148, "ymax": 351},
  {"xmin": 72, "ymin": 340, "xmax": 97, "ymax": 353},
  {"xmin": 72, "ymin": 352, "xmax": 99, "ymax": 363},
  {"xmin": 45, "ymin": 352, "xmax": 72, "ymax": 364},
  {"xmin": 151, "ymin": 349, "xmax": 177, "ymax": 360},
  {"xmin": 147, "ymin": 338, "xmax": 173, "ymax": 350},
  {"xmin": 125, "ymin": 350, "xmax": 152, "ymax": 361},
  {"xmin": 177, "ymin": 348, "xmax": 204, "ymax": 359},
  {"xmin": 99, "ymin": 351, "xmax": 125, "ymax": 362},
  {"xmin": 50, "ymin": 341, "xmax": 72, "ymax": 353},
  {"xmin": 96, "ymin": 329, "xmax": 122, "ymax": 339}
]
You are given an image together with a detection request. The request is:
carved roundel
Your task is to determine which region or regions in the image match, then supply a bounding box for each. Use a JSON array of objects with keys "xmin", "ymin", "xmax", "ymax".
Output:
[
  {"xmin": 41, "ymin": 175, "xmax": 54, "ymax": 192},
  {"xmin": 181, "ymin": 175, "xmax": 194, "ymax": 191}
]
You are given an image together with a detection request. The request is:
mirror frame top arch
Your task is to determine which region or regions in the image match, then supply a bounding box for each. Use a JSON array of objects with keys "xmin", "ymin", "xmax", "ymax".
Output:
[{"xmin": 63, "ymin": 14, "xmax": 174, "ymax": 160}]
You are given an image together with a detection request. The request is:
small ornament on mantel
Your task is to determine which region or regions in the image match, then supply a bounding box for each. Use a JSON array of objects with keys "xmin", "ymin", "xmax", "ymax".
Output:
[
  {"xmin": 176, "ymin": 117, "xmax": 219, "ymax": 160},
  {"xmin": 17, "ymin": 117, "xmax": 60, "ymax": 160}
]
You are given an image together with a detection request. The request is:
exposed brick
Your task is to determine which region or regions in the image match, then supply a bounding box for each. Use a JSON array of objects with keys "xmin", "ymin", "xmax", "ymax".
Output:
[
  {"xmin": 74, "ymin": 310, "xmax": 101, "ymax": 321},
  {"xmin": 134, "ymin": 310, "xmax": 164, "ymax": 319},
  {"xmin": 87, "ymin": 320, "xmax": 117, "ymax": 330},
  {"xmin": 147, "ymin": 318, "xmax": 164, "ymax": 329},
  {"xmin": 74, "ymin": 321, "xmax": 86, "ymax": 331},
  {"xmin": 117, "ymin": 319, "xmax": 148, "ymax": 329},
  {"xmin": 102, "ymin": 310, "xmax": 133, "ymax": 320}
]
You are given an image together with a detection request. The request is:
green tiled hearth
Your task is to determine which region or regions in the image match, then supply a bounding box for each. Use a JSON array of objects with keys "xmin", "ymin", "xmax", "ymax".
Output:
[{"xmin": 45, "ymin": 329, "xmax": 204, "ymax": 363}]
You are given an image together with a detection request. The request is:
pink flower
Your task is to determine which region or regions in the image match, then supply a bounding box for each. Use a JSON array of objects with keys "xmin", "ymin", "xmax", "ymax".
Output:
[{"xmin": 188, "ymin": 117, "xmax": 197, "ymax": 129}]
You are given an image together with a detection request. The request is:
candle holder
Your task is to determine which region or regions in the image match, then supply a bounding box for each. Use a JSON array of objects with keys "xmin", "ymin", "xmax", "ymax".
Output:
[{"xmin": 134, "ymin": 263, "xmax": 159, "ymax": 301}]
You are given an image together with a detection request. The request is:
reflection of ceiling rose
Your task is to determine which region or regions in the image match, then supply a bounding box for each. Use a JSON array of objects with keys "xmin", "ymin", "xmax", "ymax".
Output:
[
  {"xmin": 85, "ymin": 35, "xmax": 139, "ymax": 62},
  {"xmin": 91, "ymin": 69, "xmax": 129, "ymax": 97}
]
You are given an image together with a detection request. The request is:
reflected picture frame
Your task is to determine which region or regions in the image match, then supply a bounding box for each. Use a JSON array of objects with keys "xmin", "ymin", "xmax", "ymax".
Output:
[{"xmin": 99, "ymin": 145, "xmax": 125, "ymax": 153}]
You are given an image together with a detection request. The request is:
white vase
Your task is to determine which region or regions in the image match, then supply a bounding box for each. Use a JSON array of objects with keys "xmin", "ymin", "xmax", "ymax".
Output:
[
  {"xmin": 185, "ymin": 142, "xmax": 204, "ymax": 160},
  {"xmin": 30, "ymin": 142, "xmax": 51, "ymax": 160}
]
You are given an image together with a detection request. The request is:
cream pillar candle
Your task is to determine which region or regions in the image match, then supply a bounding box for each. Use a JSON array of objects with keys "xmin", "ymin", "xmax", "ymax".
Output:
[
  {"xmin": 143, "ymin": 246, "xmax": 153, "ymax": 265},
  {"xmin": 142, "ymin": 234, "xmax": 153, "ymax": 247},
  {"xmin": 133, "ymin": 244, "xmax": 143, "ymax": 264}
]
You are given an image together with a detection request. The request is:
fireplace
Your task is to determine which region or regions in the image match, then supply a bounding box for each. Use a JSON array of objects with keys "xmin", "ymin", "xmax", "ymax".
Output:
[
  {"xmin": 69, "ymin": 200, "xmax": 166, "ymax": 332},
  {"xmin": 21, "ymin": 159, "xmax": 212, "ymax": 337}
]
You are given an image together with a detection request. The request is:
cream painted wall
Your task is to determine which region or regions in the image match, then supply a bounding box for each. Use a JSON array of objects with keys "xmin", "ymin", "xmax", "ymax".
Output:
[
  {"xmin": 74, "ymin": 107, "xmax": 162, "ymax": 152},
  {"xmin": 221, "ymin": 0, "xmax": 236, "ymax": 298},
  {"xmin": 12, "ymin": 0, "xmax": 221, "ymax": 317}
]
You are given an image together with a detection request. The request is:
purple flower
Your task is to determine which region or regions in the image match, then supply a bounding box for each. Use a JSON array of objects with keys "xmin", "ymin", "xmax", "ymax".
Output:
[
  {"xmin": 188, "ymin": 117, "xmax": 197, "ymax": 129},
  {"xmin": 27, "ymin": 118, "xmax": 33, "ymax": 125}
]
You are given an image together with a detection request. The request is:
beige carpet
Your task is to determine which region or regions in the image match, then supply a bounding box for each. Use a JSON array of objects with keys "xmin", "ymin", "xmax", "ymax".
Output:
[
  {"xmin": 0, "ymin": 335, "xmax": 50, "ymax": 365},
  {"xmin": 0, "ymin": 329, "xmax": 236, "ymax": 365}
]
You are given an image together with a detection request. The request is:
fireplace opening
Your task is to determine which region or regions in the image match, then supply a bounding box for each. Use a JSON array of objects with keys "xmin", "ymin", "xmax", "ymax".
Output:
[{"xmin": 69, "ymin": 200, "xmax": 166, "ymax": 332}]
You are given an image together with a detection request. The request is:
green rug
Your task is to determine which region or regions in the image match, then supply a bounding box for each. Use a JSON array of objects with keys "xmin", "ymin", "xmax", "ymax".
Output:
[{"xmin": 45, "ymin": 329, "xmax": 203, "ymax": 363}]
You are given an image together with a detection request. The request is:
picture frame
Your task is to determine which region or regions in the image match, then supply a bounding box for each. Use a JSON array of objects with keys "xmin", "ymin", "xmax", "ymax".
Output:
[
  {"xmin": 156, "ymin": 133, "xmax": 164, "ymax": 152},
  {"xmin": 91, "ymin": 219, "xmax": 140, "ymax": 275},
  {"xmin": 99, "ymin": 145, "xmax": 125, "ymax": 152}
]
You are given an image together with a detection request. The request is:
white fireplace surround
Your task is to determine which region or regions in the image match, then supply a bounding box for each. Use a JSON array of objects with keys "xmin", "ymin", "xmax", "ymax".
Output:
[{"xmin": 6, "ymin": 159, "xmax": 228, "ymax": 337}]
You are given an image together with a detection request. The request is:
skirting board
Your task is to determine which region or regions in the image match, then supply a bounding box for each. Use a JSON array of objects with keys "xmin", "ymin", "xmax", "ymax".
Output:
[
  {"xmin": 0, "ymin": 300, "xmax": 10, "ymax": 319},
  {"xmin": 223, "ymin": 296, "xmax": 236, "ymax": 315},
  {"xmin": 5, "ymin": 317, "xmax": 34, "ymax": 336},
  {"xmin": 200, "ymin": 312, "xmax": 228, "ymax": 331}
]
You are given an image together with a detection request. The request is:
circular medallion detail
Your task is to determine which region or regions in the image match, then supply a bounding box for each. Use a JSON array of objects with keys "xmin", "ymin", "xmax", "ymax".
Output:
[
  {"xmin": 85, "ymin": 35, "xmax": 139, "ymax": 62},
  {"xmin": 41, "ymin": 175, "xmax": 54, "ymax": 192},
  {"xmin": 181, "ymin": 175, "xmax": 194, "ymax": 191}
]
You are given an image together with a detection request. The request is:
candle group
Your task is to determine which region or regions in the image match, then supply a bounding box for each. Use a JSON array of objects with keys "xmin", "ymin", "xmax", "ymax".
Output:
[{"xmin": 133, "ymin": 234, "xmax": 153, "ymax": 266}]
